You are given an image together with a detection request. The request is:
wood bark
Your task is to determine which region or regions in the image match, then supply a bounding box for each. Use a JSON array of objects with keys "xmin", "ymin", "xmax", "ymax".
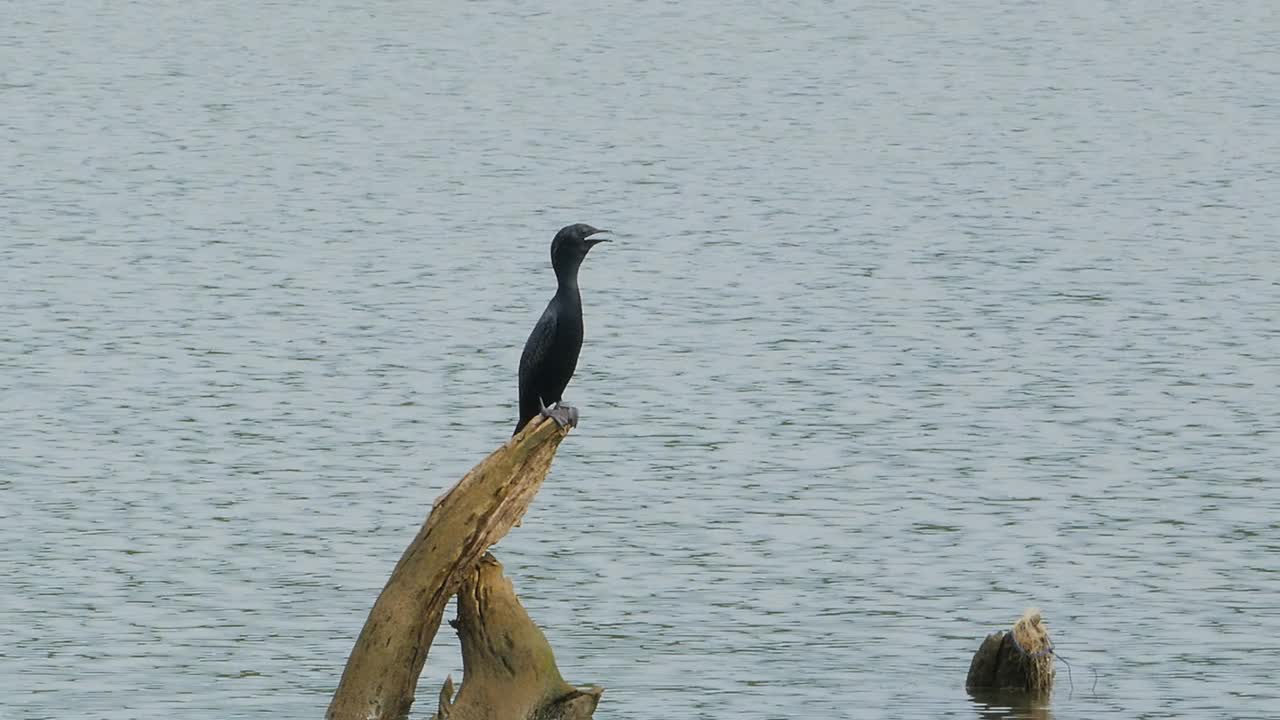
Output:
[
  {"xmin": 327, "ymin": 416, "xmax": 580, "ymax": 720},
  {"xmin": 431, "ymin": 554, "xmax": 603, "ymax": 720}
]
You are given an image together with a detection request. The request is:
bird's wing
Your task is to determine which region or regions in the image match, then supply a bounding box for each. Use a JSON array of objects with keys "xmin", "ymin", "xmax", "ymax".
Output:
[{"xmin": 518, "ymin": 304, "xmax": 558, "ymax": 393}]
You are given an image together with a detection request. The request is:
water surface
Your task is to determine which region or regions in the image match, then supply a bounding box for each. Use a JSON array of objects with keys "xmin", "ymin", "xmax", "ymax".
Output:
[{"xmin": 3, "ymin": 1, "xmax": 1278, "ymax": 718}]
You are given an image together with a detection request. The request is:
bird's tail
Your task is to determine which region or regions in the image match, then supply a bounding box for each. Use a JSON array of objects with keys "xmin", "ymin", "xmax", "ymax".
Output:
[{"xmin": 512, "ymin": 415, "xmax": 531, "ymax": 437}]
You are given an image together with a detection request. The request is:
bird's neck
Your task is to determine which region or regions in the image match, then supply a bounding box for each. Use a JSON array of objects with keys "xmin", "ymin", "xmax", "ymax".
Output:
[{"xmin": 553, "ymin": 265, "xmax": 583, "ymax": 300}]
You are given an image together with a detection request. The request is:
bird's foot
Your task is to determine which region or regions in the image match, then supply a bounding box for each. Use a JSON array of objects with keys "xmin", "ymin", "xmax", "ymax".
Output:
[{"xmin": 539, "ymin": 399, "xmax": 579, "ymax": 429}]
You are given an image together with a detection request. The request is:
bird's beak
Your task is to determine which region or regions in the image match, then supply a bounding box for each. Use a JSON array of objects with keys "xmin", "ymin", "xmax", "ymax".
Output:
[{"xmin": 585, "ymin": 229, "xmax": 611, "ymax": 246}]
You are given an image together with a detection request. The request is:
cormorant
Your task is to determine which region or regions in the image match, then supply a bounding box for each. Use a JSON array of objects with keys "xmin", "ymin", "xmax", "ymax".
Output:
[{"xmin": 513, "ymin": 223, "xmax": 610, "ymax": 435}]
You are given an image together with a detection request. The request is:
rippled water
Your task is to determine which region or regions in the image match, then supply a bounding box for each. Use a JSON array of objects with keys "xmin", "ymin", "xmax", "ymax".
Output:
[{"xmin": 4, "ymin": 1, "xmax": 1279, "ymax": 718}]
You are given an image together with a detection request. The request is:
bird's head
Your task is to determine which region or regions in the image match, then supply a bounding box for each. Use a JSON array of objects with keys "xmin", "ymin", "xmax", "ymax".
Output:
[{"xmin": 551, "ymin": 223, "xmax": 610, "ymax": 271}]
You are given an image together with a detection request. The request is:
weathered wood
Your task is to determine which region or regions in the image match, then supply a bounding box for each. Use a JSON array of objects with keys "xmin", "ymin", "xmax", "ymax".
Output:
[
  {"xmin": 965, "ymin": 609, "xmax": 1055, "ymax": 693},
  {"xmin": 327, "ymin": 416, "xmax": 572, "ymax": 720},
  {"xmin": 432, "ymin": 554, "xmax": 603, "ymax": 720}
]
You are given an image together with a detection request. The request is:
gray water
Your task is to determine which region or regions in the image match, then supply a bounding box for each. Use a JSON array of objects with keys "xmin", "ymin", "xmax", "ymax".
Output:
[{"xmin": 3, "ymin": 1, "xmax": 1279, "ymax": 718}]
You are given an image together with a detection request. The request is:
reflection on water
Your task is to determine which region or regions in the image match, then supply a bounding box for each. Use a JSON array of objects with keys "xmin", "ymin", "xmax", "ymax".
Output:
[
  {"xmin": 968, "ymin": 689, "xmax": 1054, "ymax": 720},
  {"xmin": 3, "ymin": 0, "xmax": 1279, "ymax": 718}
]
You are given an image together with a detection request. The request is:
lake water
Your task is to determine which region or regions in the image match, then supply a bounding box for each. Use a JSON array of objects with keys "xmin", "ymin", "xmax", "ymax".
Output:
[{"xmin": 3, "ymin": 1, "xmax": 1278, "ymax": 718}]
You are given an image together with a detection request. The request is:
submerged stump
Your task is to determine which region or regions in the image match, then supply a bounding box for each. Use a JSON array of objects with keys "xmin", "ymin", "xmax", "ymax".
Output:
[
  {"xmin": 327, "ymin": 416, "xmax": 598, "ymax": 720},
  {"xmin": 432, "ymin": 554, "xmax": 603, "ymax": 720},
  {"xmin": 965, "ymin": 608, "xmax": 1056, "ymax": 694}
]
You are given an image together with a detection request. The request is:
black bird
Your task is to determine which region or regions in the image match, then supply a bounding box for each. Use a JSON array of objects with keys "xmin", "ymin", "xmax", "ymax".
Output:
[{"xmin": 514, "ymin": 223, "xmax": 610, "ymax": 435}]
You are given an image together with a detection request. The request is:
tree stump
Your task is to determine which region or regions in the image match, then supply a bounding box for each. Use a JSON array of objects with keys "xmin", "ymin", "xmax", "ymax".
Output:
[
  {"xmin": 327, "ymin": 416, "xmax": 600, "ymax": 720},
  {"xmin": 965, "ymin": 608, "xmax": 1055, "ymax": 693},
  {"xmin": 432, "ymin": 554, "xmax": 603, "ymax": 720}
]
